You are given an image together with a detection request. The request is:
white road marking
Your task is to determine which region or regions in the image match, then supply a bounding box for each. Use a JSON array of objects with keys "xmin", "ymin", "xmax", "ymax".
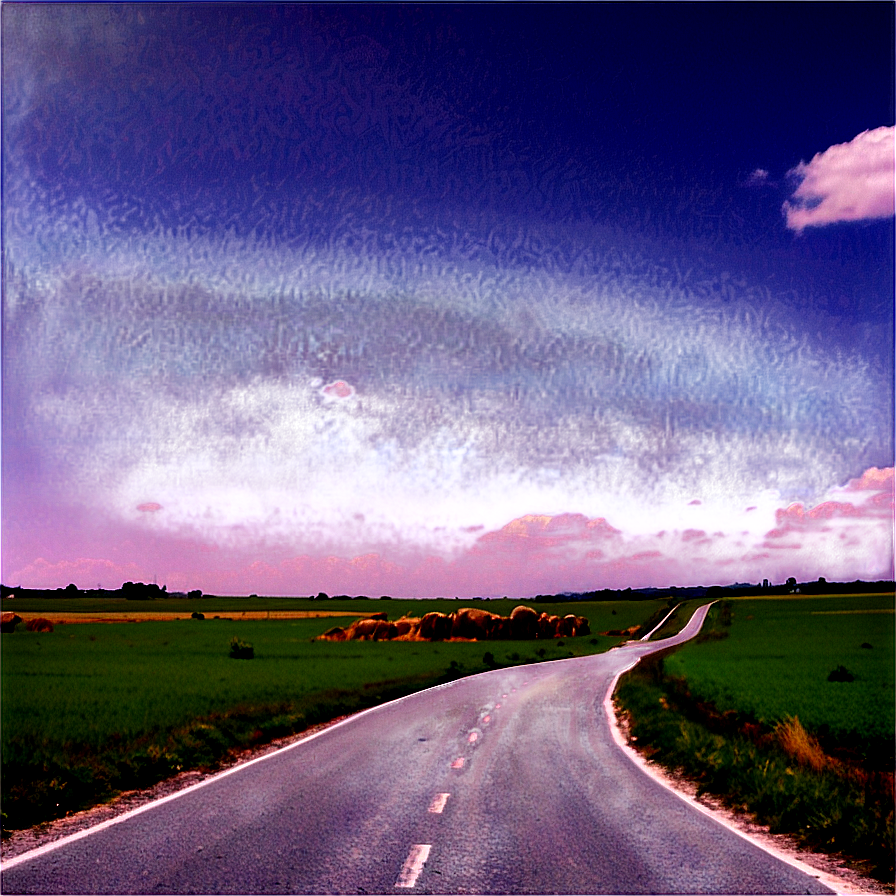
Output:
[
  {"xmin": 468, "ymin": 731, "xmax": 479, "ymax": 743},
  {"xmin": 482, "ymin": 714, "xmax": 491, "ymax": 724},
  {"xmin": 395, "ymin": 843, "xmax": 431, "ymax": 888},
  {"xmin": 451, "ymin": 757, "xmax": 465, "ymax": 769},
  {"xmin": 427, "ymin": 793, "xmax": 450, "ymax": 814}
]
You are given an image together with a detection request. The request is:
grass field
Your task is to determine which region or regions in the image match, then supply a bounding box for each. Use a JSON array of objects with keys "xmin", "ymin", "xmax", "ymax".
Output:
[
  {"xmin": 616, "ymin": 593, "xmax": 895, "ymax": 883},
  {"xmin": 664, "ymin": 594, "xmax": 895, "ymax": 754},
  {"xmin": 1, "ymin": 596, "xmax": 668, "ymax": 834}
]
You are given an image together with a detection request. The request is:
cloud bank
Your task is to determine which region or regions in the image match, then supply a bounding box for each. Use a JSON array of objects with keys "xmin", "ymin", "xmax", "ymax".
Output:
[
  {"xmin": 783, "ymin": 126, "xmax": 895, "ymax": 232},
  {"xmin": 119, "ymin": 410, "xmax": 782, "ymax": 552},
  {"xmin": 9, "ymin": 468, "xmax": 892, "ymax": 597}
]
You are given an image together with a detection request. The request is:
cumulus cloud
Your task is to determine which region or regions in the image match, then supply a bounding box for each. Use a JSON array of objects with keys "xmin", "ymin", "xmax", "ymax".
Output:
[
  {"xmin": 320, "ymin": 380, "xmax": 358, "ymax": 403},
  {"xmin": 783, "ymin": 126, "xmax": 895, "ymax": 232},
  {"xmin": 767, "ymin": 467, "xmax": 894, "ymax": 577}
]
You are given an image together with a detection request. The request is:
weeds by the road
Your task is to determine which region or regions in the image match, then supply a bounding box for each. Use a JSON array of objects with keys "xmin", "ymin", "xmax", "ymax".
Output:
[{"xmin": 615, "ymin": 598, "xmax": 895, "ymax": 884}]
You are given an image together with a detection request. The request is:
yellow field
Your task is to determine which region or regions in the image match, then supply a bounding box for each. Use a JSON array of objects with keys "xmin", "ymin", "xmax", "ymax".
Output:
[{"xmin": 11, "ymin": 611, "xmax": 371, "ymax": 625}]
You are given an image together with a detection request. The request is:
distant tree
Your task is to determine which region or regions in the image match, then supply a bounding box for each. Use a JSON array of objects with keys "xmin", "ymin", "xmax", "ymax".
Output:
[
  {"xmin": 188, "ymin": 589, "xmax": 203, "ymax": 600},
  {"xmin": 315, "ymin": 592, "xmax": 329, "ymax": 601},
  {"xmin": 66, "ymin": 583, "xmax": 78, "ymax": 593},
  {"xmin": 786, "ymin": 577, "xmax": 797, "ymax": 589}
]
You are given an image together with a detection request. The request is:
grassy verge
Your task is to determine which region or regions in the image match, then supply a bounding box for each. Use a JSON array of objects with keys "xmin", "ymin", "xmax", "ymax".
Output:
[
  {"xmin": 614, "ymin": 597, "xmax": 895, "ymax": 884},
  {"xmin": 1, "ymin": 599, "xmax": 665, "ymax": 835}
]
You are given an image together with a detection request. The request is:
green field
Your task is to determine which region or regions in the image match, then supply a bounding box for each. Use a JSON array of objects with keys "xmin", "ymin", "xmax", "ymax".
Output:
[
  {"xmin": 616, "ymin": 593, "xmax": 895, "ymax": 882},
  {"xmin": 663, "ymin": 594, "xmax": 895, "ymax": 752},
  {"xmin": 0, "ymin": 597, "xmax": 668, "ymax": 833}
]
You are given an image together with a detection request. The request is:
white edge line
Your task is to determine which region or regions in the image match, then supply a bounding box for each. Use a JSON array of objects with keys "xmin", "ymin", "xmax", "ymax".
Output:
[
  {"xmin": 603, "ymin": 609, "xmax": 864, "ymax": 896},
  {"xmin": 0, "ymin": 660, "xmax": 524, "ymax": 873},
  {"xmin": 639, "ymin": 602, "xmax": 682, "ymax": 640}
]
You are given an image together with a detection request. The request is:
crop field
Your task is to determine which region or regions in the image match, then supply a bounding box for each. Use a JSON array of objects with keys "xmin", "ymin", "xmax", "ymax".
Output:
[
  {"xmin": 1, "ymin": 597, "xmax": 668, "ymax": 833},
  {"xmin": 663, "ymin": 594, "xmax": 895, "ymax": 749},
  {"xmin": 616, "ymin": 592, "xmax": 895, "ymax": 882}
]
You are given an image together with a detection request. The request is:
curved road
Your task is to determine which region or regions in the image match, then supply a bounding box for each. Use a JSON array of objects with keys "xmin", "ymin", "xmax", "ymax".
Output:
[{"xmin": 2, "ymin": 604, "xmax": 835, "ymax": 894}]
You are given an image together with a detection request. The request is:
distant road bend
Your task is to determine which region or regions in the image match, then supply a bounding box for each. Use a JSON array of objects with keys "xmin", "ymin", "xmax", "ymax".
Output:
[{"xmin": 2, "ymin": 603, "xmax": 838, "ymax": 894}]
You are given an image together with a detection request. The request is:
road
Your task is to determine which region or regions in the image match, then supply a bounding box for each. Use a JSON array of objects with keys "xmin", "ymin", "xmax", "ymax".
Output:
[{"xmin": 1, "ymin": 603, "xmax": 836, "ymax": 894}]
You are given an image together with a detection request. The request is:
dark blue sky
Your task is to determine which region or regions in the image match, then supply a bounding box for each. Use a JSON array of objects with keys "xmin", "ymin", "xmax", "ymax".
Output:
[{"xmin": 3, "ymin": 3, "xmax": 894, "ymax": 595}]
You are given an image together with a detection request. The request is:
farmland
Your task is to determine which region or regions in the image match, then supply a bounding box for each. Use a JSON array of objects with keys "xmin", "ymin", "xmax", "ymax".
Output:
[
  {"xmin": 0, "ymin": 596, "xmax": 668, "ymax": 834},
  {"xmin": 664, "ymin": 594, "xmax": 895, "ymax": 753}
]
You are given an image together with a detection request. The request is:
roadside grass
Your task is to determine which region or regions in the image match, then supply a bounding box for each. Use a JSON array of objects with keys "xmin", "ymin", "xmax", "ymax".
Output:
[
  {"xmin": 615, "ymin": 595, "xmax": 895, "ymax": 883},
  {"xmin": 1, "ymin": 599, "xmax": 665, "ymax": 835}
]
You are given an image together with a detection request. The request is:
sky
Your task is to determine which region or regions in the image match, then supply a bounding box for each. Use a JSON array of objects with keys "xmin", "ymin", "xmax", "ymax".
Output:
[{"xmin": 2, "ymin": 3, "xmax": 894, "ymax": 597}]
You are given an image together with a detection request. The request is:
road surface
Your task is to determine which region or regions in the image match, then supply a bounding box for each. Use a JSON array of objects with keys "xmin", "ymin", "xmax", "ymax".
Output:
[{"xmin": 2, "ymin": 603, "xmax": 836, "ymax": 894}]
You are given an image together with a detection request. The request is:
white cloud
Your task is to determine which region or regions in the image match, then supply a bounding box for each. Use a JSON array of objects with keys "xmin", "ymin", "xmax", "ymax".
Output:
[
  {"xmin": 745, "ymin": 168, "xmax": 772, "ymax": 187},
  {"xmin": 320, "ymin": 380, "xmax": 358, "ymax": 403},
  {"xmin": 120, "ymin": 411, "xmax": 782, "ymax": 550},
  {"xmin": 783, "ymin": 126, "xmax": 895, "ymax": 231}
]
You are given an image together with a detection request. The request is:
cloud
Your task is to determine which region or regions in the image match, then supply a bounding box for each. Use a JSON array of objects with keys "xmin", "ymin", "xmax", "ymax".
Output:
[
  {"xmin": 449, "ymin": 466, "xmax": 894, "ymax": 593},
  {"xmin": 9, "ymin": 467, "xmax": 893, "ymax": 595},
  {"xmin": 119, "ymin": 409, "xmax": 783, "ymax": 551},
  {"xmin": 783, "ymin": 126, "xmax": 895, "ymax": 232},
  {"xmin": 322, "ymin": 380, "xmax": 355, "ymax": 400},
  {"xmin": 744, "ymin": 168, "xmax": 773, "ymax": 187},
  {"xmin": 754, "ymin": 467, "xmax": 893, "ymax": 578}
]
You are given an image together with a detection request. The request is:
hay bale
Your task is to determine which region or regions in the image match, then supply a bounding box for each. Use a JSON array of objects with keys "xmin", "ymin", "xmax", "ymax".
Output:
[
  {"xmin": 1, "ymin": 612, "xmax": 23, "ymax": 633},
  {"xmin": 509, "ymin": 605, "xmax": 539, "ymax": 639},
  {"xmin": 417, "ymin": 612, "xmax": 453, "ymax": 641}
]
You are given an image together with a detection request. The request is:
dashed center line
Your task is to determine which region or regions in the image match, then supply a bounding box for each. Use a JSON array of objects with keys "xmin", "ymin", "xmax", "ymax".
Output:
[
  {"xmin": 451, "ymin": 757, "xmax": 465, "ymax": 769},
  {"xmin": 395, "ymin": 843, "xmax": 431, "ymax": 888},
  {"xmin": 482, "ymin": 714, "xmax": 491, "ymax": 724},
  {"xmin": 427, "ymin": 792, "xmax": 450, "ymax": 814},
  {"xmin": 468, "ymin": 731, "xmax": 479, "ymax": 743}
]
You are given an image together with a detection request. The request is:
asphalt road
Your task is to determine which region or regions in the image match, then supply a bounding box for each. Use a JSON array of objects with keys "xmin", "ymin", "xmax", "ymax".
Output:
[{"xmin": 2, "ymin": 603, "xmax": 836, "ymax": 894}]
